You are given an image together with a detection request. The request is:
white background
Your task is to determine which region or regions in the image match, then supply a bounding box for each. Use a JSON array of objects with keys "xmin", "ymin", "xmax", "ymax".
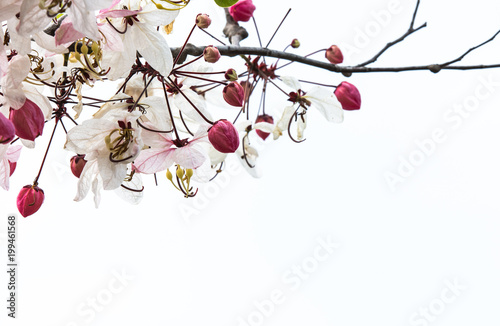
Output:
[{"xmin": 2, "ymin": 0, "xmax": 500, "ymax": 325}]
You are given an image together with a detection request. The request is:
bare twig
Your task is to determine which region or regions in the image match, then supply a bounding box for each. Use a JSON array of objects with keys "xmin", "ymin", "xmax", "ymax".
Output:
[
  {"xmin": 439, "ymin": 28, "xmax": 500, "ymax": 67},
  {"xmin": 356, "ymin": 0, "xmax": 426, "ymax": 67}
]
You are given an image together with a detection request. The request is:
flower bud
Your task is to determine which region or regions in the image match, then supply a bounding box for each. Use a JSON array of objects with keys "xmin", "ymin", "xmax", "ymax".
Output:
[
  {"xmin": 208, "ymin": 119, "xmax": 240, "ymax": 153},
  {"xmin": 203, "ymin": 46, "xmax": 221, "ymax": 63},
  {"xmin": 9, "ymin": 161, "xmax": 17, "ymax": 177},
  {"xmin": 0, "ymin": 113, "xmax": 15, "ymax": 144},
  {"xmin": 225, "ymin": 68, "xmax": 238, "ymax": 81},
  {"xmin": 223, "ymin": 82, "xmax": 245, "ymax": 107},
  {"xmin": 70, "ymin": 154, "xmax": 87, "ymax": 178},
  {"xmin": 9, "ymin": 99, "xmax": 45, "ymax": 141},
  {"xmin": 229, "ymin": 0, "xmax": 256, "ymax": 22},
  {"xmin": 196, "ymin": 13, "xmax": 211, "ymax": 29},
  {"xmin": 255, "ymin": 114, "xmax": 274, "ymax": 140},
  {"xmin": 325, "ymin": 45, "xmax": 343, "ymax": 64},
  {"xmin": 291, "ymin": 39, "xmax": 300, "ymax": 49},
  {"xmin": 334, "ymin": 82, "xmax": 361, "ymax": 110},
  {"xmin": 17, "ymin": 184, "xmax": 45, "ymax": 217}
]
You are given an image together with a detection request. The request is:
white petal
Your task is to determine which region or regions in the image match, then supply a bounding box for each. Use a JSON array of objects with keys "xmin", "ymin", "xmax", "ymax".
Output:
[
  {"xmin": 67, "ymin": 2, "xmax": 101, "ymax": 40},
  {"xmin": 297, "ymin": 112, "xmax": 307, "ymax": 140},
  {"xmin": 0, "ymin": 0, "xmax": 21, "ymax": 22},
  {"xmin": 32, "ymin": 31, "xmax": 70, "ymax": 54},
  {"xmin": 280, "ymin": 76, "xmax": 302, "ymax": 91},
  {"xmin": 8, "ymin": 17, "xmax": 32, "ymax": 55},
  {"xmin": 20, "ymin": 139, "xmax": 35, "ymax": 148},
  {"xmin": 307, "ymin": 86, "xmax": 344, "ymax": 123},
  {"xmin": 132, "ymin": 23, "xmax": 173, "ymax": 77},
  {"xmin": 97, "ymin": 154, "xmax": 128, "ymax": 190},
  {"xmin": 273, "ymin": 106, "xmax": 295, "ymax": 140},
  {"xmin": 140, "ymin": 96, "xmax": 173, "ymax": 132},
  {"xmin": 75, "ymin": 158, "xmax": 99, "ymax": 202},
  {"xmin": 254, "ymin": 122, "xmax": 274, "ymax": 133},
  {"xmin": 139, "ymin": 2, "xmax": 179, "ymax": 26},
  {"xmin": 1, "ymin": 55, "xmax": 30, "ymax": 109},
  {"xmin": 173, "ymin": 90, "xmax": 212, "ymax": 126},
  {"xmin": 173, "ymin": 143, "xmax": 207, "ymax": 169},
  {"xmin": 235, "ymin": 119, "xmax": 252, "ymax": 132},
  {"xmin": 208, "ymin": 146, "xmax": 227, "ymax": 166},
  {"xmin": 115, "ymin": 168, "xmax": 143, "ymax": 204},
  {"xmin": 64, "ymin": 119, "xmax": 115, "ymax": 154},
  {"xmin": 17, "ymin": 0, "xmax": 52, "ymax": 36}
]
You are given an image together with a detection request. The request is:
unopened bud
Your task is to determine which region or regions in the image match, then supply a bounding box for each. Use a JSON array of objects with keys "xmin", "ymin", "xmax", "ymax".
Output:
[
  {"xmin": 203, "ymin": 46, "xmax": 221, "ymax": 63},
  {"xmin": 0, "ymin": 113, "xmax": 15, "ymax": 144},
  {"xmin": 225, "ymin": 68, "xmax": 238, "ymax": 81},
  {"xmin": 70, "ymin": 154, "xmax": 87, "ymax": 178},
  {"xmin": 208, "ymin": 119, "xmax": 240, "ymax": 153},
  {"xmin": 17, "ymin": 184, "xmax": 45, "ymax": 217},
  {"xmin": 196, "ymin": 13, "xmax": 211, "ymax": 29},
  {"xmin": 9, "ymin": 99, "xmax": 45, "ymax": 141},
  {"xmin": 229, "ymin": 0, "xmax": 256, "ymax": 22},
  {"xmin": 291, "ymin": 39, "xmax": 300, "ymax": 48},
  {"xmin": 223, "ymin": 82, "xmax": 245, "ymax": 107},
  {"xmin": 334, "ymin": 82, "xmax": 361, "ymax": 110},
  {"xmin": 325, "ymin": 45, "xmax": 343, "ymax": 64}
]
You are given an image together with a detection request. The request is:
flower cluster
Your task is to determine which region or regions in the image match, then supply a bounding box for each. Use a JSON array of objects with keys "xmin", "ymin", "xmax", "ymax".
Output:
[{"xmin": 0, "ymin": 0, "xmax": 361, "ymax": 216}]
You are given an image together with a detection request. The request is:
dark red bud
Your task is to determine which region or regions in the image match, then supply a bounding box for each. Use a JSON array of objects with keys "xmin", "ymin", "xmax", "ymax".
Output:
[
  {"xmin": 17, "ymin": 184, "xmax": 45, "ymax": 217},
  {"xmin": 70, "ymin": 154, "xmax": 87, "ymax": 178},
  {"xmin": 208, "ymin": 119, "xmax": 240, "ymax": 153},
  {"xmin": 334, "ymin": 82, "xmax": 361, "ymax": 110}
]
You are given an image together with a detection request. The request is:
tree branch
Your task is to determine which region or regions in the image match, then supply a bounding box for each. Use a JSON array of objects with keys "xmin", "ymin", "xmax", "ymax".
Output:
[
  {"xmin": 356, "ymin": 0, "xmax": 426, "ymax": 67},
  {"xmin": 223, "ymin": 8, "xmax": 248, "ymax": 46},
  {"xmin": 170, "ymin": 44, "xmax": 500, "ymax": 74}
]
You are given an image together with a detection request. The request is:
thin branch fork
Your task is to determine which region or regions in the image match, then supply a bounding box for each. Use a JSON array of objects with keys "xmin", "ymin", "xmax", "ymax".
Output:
[{"xmin": 356, "ymin": 0, "xmax": 426, "ymax": 67}]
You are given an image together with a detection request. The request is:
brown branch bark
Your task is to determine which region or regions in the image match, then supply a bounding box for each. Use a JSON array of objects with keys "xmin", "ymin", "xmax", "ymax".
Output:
[{"xmin": 169, "ymin": 44, "xmax": 500, "ymax": 74}]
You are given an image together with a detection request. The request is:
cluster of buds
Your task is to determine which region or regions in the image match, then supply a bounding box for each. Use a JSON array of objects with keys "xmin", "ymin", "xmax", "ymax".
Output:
[{"xmin": 0, "ymin": 0, "xmax": 367, "ymax": 218}]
